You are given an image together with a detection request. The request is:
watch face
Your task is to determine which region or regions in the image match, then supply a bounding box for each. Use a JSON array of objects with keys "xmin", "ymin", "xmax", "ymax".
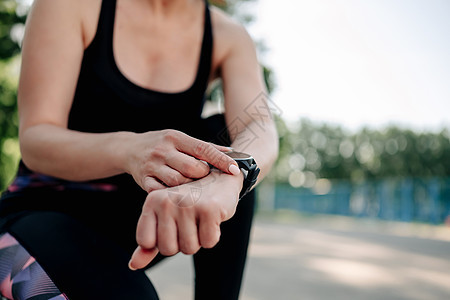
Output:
[{"xmin": 225, "ymin": 151, "xmax": 253, "ymax": 160}]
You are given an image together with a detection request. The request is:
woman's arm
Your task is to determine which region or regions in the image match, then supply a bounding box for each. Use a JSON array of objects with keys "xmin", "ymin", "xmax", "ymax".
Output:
[
  {"xmin": 18, "ymin": 0, "xmax": 239, "ymax": 191},
  {"xmin": 219, "ymin": 17, "xmax": 279, "ymax": 184},
  {"xmin": 18, "ymin": 0, "xmax": 98, "ymax": 177}
]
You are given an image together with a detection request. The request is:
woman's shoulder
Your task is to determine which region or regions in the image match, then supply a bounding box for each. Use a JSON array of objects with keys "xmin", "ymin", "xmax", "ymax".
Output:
[
  {"xmin": 29, "ymin": 0, "xmax": 102, "ymax": 49},
  {"xmin": 28, "ymin": 0, "xmax": 87, "ymax": 20},
  {"xmin": 210, "ymin": 6, "xmax": 256, "ymax": 62},
  {"xmin": 30, "ymin": 0, "xmax": 101, "ymax": 15},
  {"xmin": 210, "ymin": 6, "xmax": 252, "ymax": 42}
]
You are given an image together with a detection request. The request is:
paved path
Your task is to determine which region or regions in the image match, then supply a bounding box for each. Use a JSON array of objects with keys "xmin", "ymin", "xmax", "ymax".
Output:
[{"xmin": 147, "ymin": 214, "xmax": 450, "ymax": 300}]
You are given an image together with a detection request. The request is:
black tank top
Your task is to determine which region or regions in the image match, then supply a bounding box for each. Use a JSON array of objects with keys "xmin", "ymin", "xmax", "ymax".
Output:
[
  {"xmin": 69, "ymin": 0, "xmax": 212, "ymax": 134},
  {"xmin": 0, "ymin": 0, "xmax": 222, "ymax": 222}
]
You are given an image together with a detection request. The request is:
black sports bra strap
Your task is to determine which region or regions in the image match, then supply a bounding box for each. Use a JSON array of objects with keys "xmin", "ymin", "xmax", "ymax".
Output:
[
  {"xmin": 199, "ymin": 0, "xmax": 213, "ymax": 87},
  {"xmin": 93, "ymin": 0, "xmax": 117, "ymax": 48}
]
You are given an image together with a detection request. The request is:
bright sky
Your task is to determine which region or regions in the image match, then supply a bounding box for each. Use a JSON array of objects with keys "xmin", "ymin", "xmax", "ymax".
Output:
[{"xmin": 247, "ymin": 0, "xmax": 450, "ymax": 132}]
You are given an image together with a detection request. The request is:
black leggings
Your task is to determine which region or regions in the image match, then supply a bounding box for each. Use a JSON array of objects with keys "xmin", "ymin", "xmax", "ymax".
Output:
[{"xmin": 1, "ymin": 191, "xmax": 255, "ymax": 300}]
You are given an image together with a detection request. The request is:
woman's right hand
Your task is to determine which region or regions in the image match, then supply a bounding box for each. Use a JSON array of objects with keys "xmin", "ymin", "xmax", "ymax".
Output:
[{"xmin": 124, "ymin": 129, "xmax": 240, "ymax": 192}]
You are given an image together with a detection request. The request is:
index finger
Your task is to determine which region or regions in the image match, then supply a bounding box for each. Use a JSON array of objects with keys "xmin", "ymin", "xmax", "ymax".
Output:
[
  {"xmin": 175, "ymin": 136, "xmax": 240, "ymax": 175},
  {"xmin": 129, "ymin": 246, "xmax": 159, "ymax": 270}
]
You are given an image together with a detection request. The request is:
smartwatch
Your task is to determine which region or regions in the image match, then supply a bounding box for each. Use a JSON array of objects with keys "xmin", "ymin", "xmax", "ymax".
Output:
[{"xmin": 225, "ymin": 151, "xmax": 260, "ymax": 200}]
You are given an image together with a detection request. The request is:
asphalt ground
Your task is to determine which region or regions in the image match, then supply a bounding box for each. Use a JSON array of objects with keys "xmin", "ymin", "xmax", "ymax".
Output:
[{"xmin": 146, "ymin": 212, "xmax": 450, "ymax": 300}]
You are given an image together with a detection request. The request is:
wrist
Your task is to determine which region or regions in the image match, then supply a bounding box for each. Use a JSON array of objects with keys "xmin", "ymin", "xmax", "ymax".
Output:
[
  {"xmin": 210, "ymin": 168, "xmax": 244, "ymax": 194},
  {"xmin": 110, "ymin": 131, "xmax": 137, "ymax": 174},
  {"xmin": 222, "ymin": 150, "xmax": 260, "ymax": 199}
]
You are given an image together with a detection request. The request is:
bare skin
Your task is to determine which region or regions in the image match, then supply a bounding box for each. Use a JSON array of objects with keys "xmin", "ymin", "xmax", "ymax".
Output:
[{"xmin": 19, "ymin": 0, "xmax": 279, "ymax": 270}]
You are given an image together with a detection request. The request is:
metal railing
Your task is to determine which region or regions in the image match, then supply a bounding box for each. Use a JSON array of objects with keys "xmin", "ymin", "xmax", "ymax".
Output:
[{"xmin": 258, "ymin": 177, "xmax": 450, "ymax": 224}]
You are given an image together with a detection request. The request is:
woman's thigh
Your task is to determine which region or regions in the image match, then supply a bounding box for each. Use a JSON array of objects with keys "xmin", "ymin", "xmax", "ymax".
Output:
[
  {"xmin": 193, "ymin": 190, "xmax": 256, "ymax": 300},
  {"xmin": 0, "ymin": 232, "xmax": 67, "ymax": 299},
  {"xmin": 4, "ymin": 211, "xmax": 159, "ymax": 300}
]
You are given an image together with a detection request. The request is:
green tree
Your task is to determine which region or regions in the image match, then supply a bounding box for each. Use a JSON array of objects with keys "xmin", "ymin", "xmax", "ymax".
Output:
[
  {"xmin": 276, "ymin": 118, "xmax": 450, "ymax": 186},
  {"xmin": 0, "ymin": 0, "xmax": 25, "ymax": 191}
]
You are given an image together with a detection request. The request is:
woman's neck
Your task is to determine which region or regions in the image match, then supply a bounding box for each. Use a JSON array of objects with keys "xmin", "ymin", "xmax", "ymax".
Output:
[{"xmin": 140, "ymin": 0, "xmax": 199, "ymax": 16}]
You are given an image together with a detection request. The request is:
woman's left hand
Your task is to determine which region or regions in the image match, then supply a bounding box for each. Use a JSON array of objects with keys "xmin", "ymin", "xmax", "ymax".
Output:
[{"xmin": 128, "ymin": 169, "xmax": 243, "ymax": 270}]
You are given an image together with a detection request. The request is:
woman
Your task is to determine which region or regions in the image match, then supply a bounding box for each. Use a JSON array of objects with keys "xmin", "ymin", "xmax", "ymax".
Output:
[{"xmin": 0, "ymin": 0, "xmax": 278, "ymax": 299}]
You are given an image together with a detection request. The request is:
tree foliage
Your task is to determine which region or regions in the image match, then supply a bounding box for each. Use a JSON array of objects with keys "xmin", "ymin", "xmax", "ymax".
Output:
[
  {"xmin": 275, "ymin": 118, "xmax": 450, "ymax": 187},
  {"xmin": 0, "ymin": 0, "xmax": 25, "ymax": 59},
  {"xmin": 0, "ymin": 0, "xmax": 24, "ymax": 191}
]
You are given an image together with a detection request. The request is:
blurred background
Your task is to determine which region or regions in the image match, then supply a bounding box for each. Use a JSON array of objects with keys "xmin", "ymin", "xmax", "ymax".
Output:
[{"xmin": 1, "ymin": 0, "xmax": 449, "ymax": 299}]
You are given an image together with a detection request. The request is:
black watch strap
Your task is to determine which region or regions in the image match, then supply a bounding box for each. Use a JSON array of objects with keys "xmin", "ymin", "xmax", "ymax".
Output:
[{"xmin": 236, "ymin": 158, "xmax": 260, "ymax": 200}]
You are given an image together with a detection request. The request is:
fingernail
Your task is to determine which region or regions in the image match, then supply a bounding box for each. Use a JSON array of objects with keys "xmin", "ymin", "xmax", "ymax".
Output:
[
  {"xmin": 229, "ymin": 164, "xmax": 240, "ymax": 175},
  {"xmin": 129, "ymin": 247, "xmax": 139, "ymax": 271},
  {"xmin": 128, "ymin": 260, "xmax": 137, "ymax": 271}
]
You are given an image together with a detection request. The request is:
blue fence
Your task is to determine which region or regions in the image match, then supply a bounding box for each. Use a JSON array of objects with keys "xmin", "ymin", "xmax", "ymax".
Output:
[{"xmin": 269, "ymin": 177, "xmax": 450, "ymax": 224}]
